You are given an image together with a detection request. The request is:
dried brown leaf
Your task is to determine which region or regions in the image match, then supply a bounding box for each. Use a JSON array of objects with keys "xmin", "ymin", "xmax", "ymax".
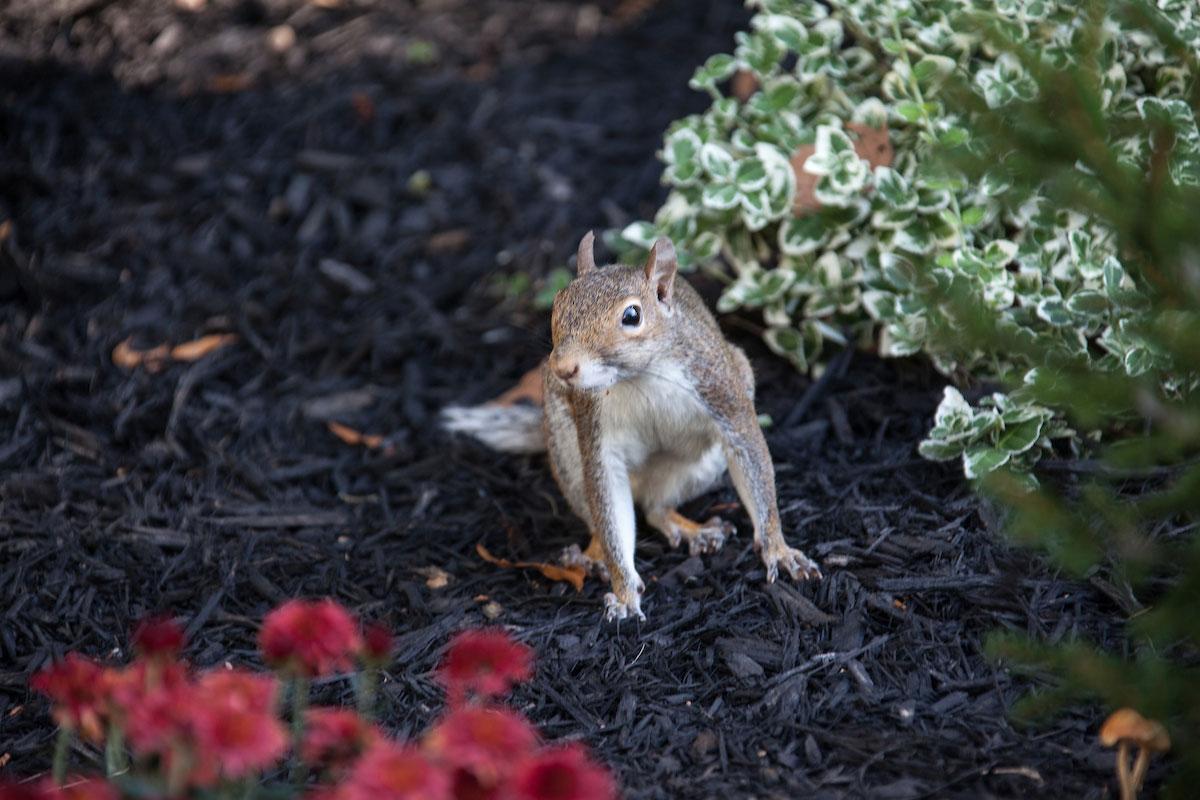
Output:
[
  {"xmin": 732, "ymin": 70, "xmax": 759, "ymax": 103},
  {"xmin": 492, "ymin": 364, "xmax": 545, "ymax": 407},
  {"xmin": 415, "ymin": 565, "xmax": 452, "ymax": 590},
  {"xmin": 112, "ymin": 337, "xmax": 170, "ymax": 373},
  {"xmin": 327, "ymin": 421, "xmax": 385, "ymax": 449},
  {"xmin": 476, "ymin": 542, "xmax": 586, "ymax": 592},
  {"xmin": 170, "ymin": 333, "xmax": 237, "ymax": 361},
  {"xmin": 791, "ymin": 123, "xmax": 893, "ymax": 217}
]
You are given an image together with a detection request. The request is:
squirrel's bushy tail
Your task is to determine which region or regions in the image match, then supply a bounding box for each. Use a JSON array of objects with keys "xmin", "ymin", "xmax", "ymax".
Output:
[{"xmin": 440, "ymin": 403, "xmax": 546, "ymax": 454}]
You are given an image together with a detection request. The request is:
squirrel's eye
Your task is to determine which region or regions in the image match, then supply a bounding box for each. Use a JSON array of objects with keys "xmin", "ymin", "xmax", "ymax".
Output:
[{"xmin": 621, "ymin": 305, "xmax": 642, "ymax": 327}]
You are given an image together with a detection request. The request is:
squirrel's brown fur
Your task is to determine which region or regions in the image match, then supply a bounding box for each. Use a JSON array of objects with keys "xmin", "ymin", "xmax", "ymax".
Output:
[{"xmin": 444, "ymin": 232, "xmax": 821, "ymax": 620}]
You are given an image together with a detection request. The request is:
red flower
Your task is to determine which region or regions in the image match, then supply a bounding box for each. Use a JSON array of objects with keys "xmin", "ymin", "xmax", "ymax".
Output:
[
  {"xmin": 260, "ymin": 599, "xmax": 362, "ymax": 678},
  {"xmin": 195, "ymin": 669, "xmax": 277, "ymax": 714},
  {"xmin": 510, "ymin": 745, "xmax": 616, "ymax": 800},
  {"xmin": 191, "ymin": 669, "xmax": 287, "ymax": 779},
  {"xmin": 341, "ymin": 741, "xmax": 451, "ymax": 800},
  {"xmin": 425, "ymin": 707, "xmax": 538, "ymax": 785},
  {"xmin": 192, "ymin": 703, "xmax": 287, "ymax": 779},
  {"xmin": 132, "ymin": 615, "xmax": 186, "ymax": 659},
  {"xmin": 30, "ymin": 655, "xmax": 112, "ymax": 742},
  {"xmin": 361, "ymin": 622, "xmax": 393, "ymax": 665},
  {"xmin": 438, "ymin": 630, "xmax": 533, "ymax": 706},
  {"xmin": 303, "ymin": 707, "xmax": 378, "ymax": 773}
]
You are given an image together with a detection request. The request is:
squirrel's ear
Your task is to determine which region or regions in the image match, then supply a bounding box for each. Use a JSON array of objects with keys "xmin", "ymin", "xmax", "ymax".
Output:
[
  {"xmin": 644, "ymin": 237, "xmax": 677, "ymax": 307},
  {"xmin": 576, "ymin": 230, "xmax": 596, "ymax": 276}
]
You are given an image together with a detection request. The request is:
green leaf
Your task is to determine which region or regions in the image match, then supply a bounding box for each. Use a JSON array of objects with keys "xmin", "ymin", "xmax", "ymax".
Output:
[
  {"xmin": 964, "ymin": 445, "xmax": 1012, "ymax": 480},
  {"xmin": 735, "ymin": 158, "xmax": 768, "ymax": 191},
  {"xmin": 620, "ymin": 221, "xmax": 658, "ymax": 249},
  {"xmin": 779, "ymin": 216, "xmax": 830, "ymax": 256},
  {"xmin": 701, "ymin": 183, "xmax": 741, "ymax": 210},
  {"xmin": 997, "ymin": 417, "xmax": 1044, "ymax": 454},
  {"xmin": 895, "ymin": 101, "xmax": 924, "ymax": 122},
  {"xmin": 700, "ymin": 143, "xmax": 736, "ymax": 182}
]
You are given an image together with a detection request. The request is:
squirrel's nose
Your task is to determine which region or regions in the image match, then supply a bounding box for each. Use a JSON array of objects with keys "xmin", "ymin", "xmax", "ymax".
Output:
[{"xmin": 553, "ymin": 359, "xmax": 580, "ymax": 382}]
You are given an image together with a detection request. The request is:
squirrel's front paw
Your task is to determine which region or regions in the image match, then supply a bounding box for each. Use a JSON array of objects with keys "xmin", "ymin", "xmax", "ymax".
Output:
[
  {"xmin": 603, "ymin": 575, "xmax": 646, "ymax": 622},
  {"xmin": 762, "ymin": 544, "xmax": 822, "ymax": 583},
  {"xmin": 603, "ymin": 591, "xmax": 645, "ymax": 622}
]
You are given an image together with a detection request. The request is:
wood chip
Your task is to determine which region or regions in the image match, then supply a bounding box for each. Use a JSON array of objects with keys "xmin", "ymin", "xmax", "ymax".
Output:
[{"xmin": 476, "ymin": 542, "xmax": 586, "ymax": 592}]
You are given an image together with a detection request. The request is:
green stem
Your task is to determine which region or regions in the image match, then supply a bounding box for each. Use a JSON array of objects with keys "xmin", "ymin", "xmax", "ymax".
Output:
[
  {"xmin": 51, "ymin": 728, "xmax": 72, "ymax": 784},
  {"xmin": 105, "ymin": 723, "xmax": 128, "ymax": 777},
  {"xmin": 356, "ymin": 668, "xmax": 378, "ymax": 721},
  {"xmin": 289, "ymin": 676, "xmax": 309, "ymax": 784}
]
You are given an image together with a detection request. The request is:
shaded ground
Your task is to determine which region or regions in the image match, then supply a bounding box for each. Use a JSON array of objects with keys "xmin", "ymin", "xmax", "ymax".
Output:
[{"xmin": 0, "ymin": 1, "xmax": 1139, "ymax": 797}]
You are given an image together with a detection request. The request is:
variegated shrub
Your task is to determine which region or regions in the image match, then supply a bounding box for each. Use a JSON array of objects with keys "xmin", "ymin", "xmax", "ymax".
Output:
[{"xmin": 610, "ymin": 0, "xmax": 1200, "ymax": 483}]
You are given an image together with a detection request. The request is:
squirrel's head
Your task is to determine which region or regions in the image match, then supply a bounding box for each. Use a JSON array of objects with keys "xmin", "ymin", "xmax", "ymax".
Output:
[{"xmin": 548, "ymin": 231, "xmax": 679, "ymax": 392}]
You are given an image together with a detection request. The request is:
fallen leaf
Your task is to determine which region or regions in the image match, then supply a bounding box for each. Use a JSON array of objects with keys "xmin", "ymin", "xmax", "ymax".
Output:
[
  {"xmin": 415, "ymin": 565, "xmax": 452, "ymax": 589},
  {"xmin": 352, "ymin": 92, "xmax": 375, "ymax": 124},
  {"xmin": 112, "ymin": 338, "xmax": 170, "ymax": 373},
  {"xmin": 476, "ymin": 542, "xmax": 586, "ymax": 592},
  {"xmin": 791, "ymin": 123, "xmax": 893, "ymax": 216},
  {"xmin": 425, "ymin": 229, "xmax": 470, "ymax": 254},
  {"xmin": 790, "ymin": 144, "xmax": 821, "ymax": 215},
  {"xmin": 846, "ymin": 122, "xmax": 894, "ymax": 170},
  {"xmin": 207, "ymin": 73, "xmax": 252, "ymax": 94},
  {"xmin": 327, "ymin": 421, "xmax": 385, "ymax": 449},
  {"xmin": 492, "ymin": 363, "xmax": 545, "ymax": 407},
  {"xmin": 170, "ymin": 333, "xmax": 237, "ymax": 361}
]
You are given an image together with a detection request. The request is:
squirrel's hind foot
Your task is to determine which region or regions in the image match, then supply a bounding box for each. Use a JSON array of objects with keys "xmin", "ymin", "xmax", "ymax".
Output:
[
  {"xmin": 648, "ymin": 509, "xmax": 734, "ymax": 556},
  {"xmin": 762, "ymin": 544, "xmax": 822, "ymax": 583},
  {"xmin": 559, "ymin": 541, "xmax": 610, "ymax": 581}
]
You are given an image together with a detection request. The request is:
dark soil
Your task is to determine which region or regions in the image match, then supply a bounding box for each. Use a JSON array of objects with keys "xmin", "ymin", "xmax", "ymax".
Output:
[{"xmin": 0, "ymin": 1, "xmax": 1142, "ymax": 797}]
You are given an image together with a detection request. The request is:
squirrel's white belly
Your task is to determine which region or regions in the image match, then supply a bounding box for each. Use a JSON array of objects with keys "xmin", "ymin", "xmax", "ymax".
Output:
[{"xmin": 600, "ymin": 367, "xmax": 721, "ymax": 470}]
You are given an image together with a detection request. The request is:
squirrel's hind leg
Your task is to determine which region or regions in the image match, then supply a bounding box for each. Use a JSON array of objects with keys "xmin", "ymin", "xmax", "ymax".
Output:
[{"xmin": 635, "ymin": 445, "xmax": 733, "ymax": 555}]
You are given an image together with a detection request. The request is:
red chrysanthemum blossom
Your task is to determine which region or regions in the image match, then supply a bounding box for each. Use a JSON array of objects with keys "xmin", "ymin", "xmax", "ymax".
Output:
[
  {"xmin": 361, "ymin": 622, "xmax": 393, "ymax": 666},
  {"xmin": 190, "ymin": 669, "xmax": 287, "ymax": 779},
  {"xmin": 509, "ymin": 745, "xmax": 617, "ymax": 800},
  {"xmin": 191, "ymin": 703, "xmax": 288, "ymax": 779},
  {"xmin": 30, "ymin": 655, "xmax": 113, "ymax": 742},
  {"xmin": 0, "ymin": 781, "xmax": 52, "ymax": 800},
  {"xmin": 259, "ymin": 599, "xmax": 362, "ymax": 678},
  {"xmin": 195, "ymin": 669, "xmax": 278, "ymax": 714},
  {"xmin": 437, "ymin": 630, "xmax": 533, "ymax": 706},
  {"xmin": 132, "ymin": 615, "xmax": 186, "ymax": 660},
  {"xmin": 341, "ymin": 741, "xmax": 451, "ymax": 800},
  {"xmin": 123, "ymin": 680, "xmax": 196, "ymax": 756},
  {"xmin": 302, "ymin": 707, "xmax": 378, "ymax": 774},
  {"xmin": 425, "ymin": 707, "xmax": 538, "ymax": 786}
]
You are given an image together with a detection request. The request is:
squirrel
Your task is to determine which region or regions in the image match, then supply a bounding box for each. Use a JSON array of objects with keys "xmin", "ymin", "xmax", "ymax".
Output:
[{"xmin": 442, "ymin": 232, "xmax": 821, "ymax": 620}]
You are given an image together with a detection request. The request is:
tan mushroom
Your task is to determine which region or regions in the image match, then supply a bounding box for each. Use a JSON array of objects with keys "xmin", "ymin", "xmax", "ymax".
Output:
[{"xmin": 1099, "ymin": 708, "xmax": 1171, "ymax": 800}]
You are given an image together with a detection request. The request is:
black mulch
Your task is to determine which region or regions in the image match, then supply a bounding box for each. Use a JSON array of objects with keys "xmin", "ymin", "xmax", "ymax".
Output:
[{"xmin": 0, "ymin": 1, "xmax": 1143, "ymax": 797}]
